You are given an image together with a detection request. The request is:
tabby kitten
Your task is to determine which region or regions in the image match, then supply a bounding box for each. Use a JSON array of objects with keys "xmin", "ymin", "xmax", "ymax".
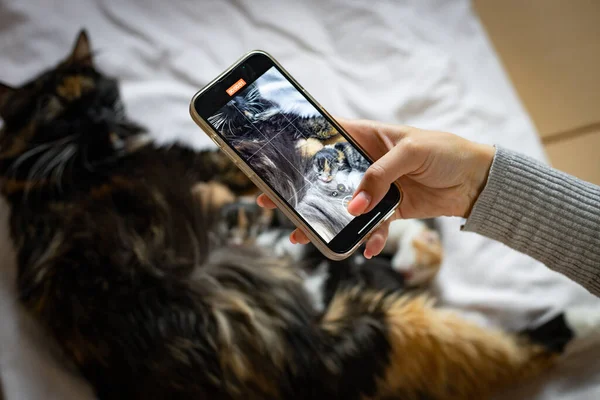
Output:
[{"xmin": 0, "ymin": 30, "xmax": 594, "ymax": 400}]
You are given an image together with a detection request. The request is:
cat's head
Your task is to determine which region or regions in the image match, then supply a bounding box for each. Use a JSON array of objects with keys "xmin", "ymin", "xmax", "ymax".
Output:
[
  {"xmin": 0, "ymin": 30, "xmax": 145, "ymax": 195},
  {"xmin": 313, "ymin": 156, "xmax": 336, "ymax": 183},
  {"xmin": 312, "ymin": 146, "xmax": 343, "ymax": 183}
]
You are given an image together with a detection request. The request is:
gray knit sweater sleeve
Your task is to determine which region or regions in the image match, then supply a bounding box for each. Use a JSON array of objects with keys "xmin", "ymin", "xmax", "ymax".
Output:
[{"xmin": 462, "ymin": 146, "xmax": 600, "ymax": 296}]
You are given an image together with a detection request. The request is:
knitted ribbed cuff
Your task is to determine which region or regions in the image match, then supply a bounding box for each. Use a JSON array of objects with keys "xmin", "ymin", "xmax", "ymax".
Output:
[{"xmin": 463, "ymin": 146, "xmax": 600, "ymax": 296}]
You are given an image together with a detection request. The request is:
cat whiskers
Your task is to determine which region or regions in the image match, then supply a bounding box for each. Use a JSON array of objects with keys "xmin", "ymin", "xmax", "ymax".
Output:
[
  {"xmin": 22, "ymin": 145, "xmax": 63, "ymax": 201},
  {"xmin": 245, "ymin": 86, "xmax": 260, "ymax": 102},
  {"xmin": 50, "ymin": 144, "xmax": 77, "ymax": 193},
  {"xmin": 27, "ymin": 145, "xmax": 63, "ymax": 182},
  {"xmin": 8, "ymin": 136, "xmax": 73, "ymax": 178},
  {"xmin": 242, "ymin": 89, "xmax": 271, "ymax": 120},
  {"xmin": 18, "ymin": 135, "xmax": 77, "ymax": 199},
  {"xmin": 225, "ymin": 119, "xmax": 234, "ymax": 137},
  {"xmin": 208, "ymin": 112, "xmax": 227, "ymax": 130},
  {"xmin": 209, "ymin": 112, "xmax": 239, "ymax": 138}
]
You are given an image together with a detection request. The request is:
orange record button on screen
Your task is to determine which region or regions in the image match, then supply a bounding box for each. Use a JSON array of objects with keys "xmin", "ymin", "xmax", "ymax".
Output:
[{"xmin": 226, "ymin": 79, "xmax": 247, "ymax": 96}]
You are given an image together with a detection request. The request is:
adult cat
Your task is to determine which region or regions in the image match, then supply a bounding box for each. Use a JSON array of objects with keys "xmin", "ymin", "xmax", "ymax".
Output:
[{"xmin": 0, "ymin": 30, "xmax": 593, "ymax": 400}]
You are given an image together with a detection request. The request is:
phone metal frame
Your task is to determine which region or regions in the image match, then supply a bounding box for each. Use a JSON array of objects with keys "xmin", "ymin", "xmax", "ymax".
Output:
[{"xmin": 189, "ymin": 50, "xmax": 402, "ymax": 260}]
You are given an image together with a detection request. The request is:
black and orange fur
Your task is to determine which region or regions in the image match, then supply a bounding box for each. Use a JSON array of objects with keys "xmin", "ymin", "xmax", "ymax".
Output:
[{"xmin": 0, "ymin": 30, "xmax": 575, "ymax": 400}]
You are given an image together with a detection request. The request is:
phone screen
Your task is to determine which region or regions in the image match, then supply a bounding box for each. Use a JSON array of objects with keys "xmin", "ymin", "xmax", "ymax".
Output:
[
  {"xmin": 194, "ymin": 53, "xmax": 400, "ymax": 254},
  {"xmin": 207, "ymin": 66, "xmax": 375, "ymax": 243}
]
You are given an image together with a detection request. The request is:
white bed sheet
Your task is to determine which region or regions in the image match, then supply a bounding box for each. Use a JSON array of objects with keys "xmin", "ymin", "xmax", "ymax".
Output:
[{"xmin": 0, "ymin": 0, "xmax": 599, "ymax": 399}]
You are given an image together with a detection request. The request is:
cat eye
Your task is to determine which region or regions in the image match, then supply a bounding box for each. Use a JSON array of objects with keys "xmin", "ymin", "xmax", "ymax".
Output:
[{"xmin": 37, "ymin": 94, "xmax": 63, "ymax": 120}]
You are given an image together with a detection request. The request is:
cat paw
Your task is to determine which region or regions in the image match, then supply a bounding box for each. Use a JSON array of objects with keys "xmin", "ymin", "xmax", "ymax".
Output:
[
  {"xmin": 520, "ymin": 313, "xmax": 575, "ymax": 354},
  {"xmin": 520, "ymin": 308, "xmax": 600, "ymax": 354}
]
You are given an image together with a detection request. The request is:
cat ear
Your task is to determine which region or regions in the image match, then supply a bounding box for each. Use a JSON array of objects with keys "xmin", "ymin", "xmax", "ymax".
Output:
[
  {"xmin": 0, "ymin": 82, "xmax": 16, "ymax": 118},
  {"xmin": 67, "ymin": 29, "xmax": 94, "ymax": 67}
]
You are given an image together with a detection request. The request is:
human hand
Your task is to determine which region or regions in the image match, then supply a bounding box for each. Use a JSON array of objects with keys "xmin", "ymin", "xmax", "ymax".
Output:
[{"xmin": 257, "ymin": 118, "xmax": 495, "ymax": 258}]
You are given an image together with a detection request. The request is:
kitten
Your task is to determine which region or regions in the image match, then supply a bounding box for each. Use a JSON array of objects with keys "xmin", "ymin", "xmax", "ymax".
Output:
[
  {"xmin": 298, "ymin": 142, "xmax": 370, "ymax": 241},
  {"xmin": 1, "ymin": 30, "xmax": 597, "ymax": 400},
  {"xmin": 312, "ymin": 141, "xmax": 370, "ymax": 183}
]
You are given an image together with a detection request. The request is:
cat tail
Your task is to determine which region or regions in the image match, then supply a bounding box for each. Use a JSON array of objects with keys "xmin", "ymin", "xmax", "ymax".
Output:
[{"xmin": 319, "ymin": 290, "xmax": 560, "ymax": 400}]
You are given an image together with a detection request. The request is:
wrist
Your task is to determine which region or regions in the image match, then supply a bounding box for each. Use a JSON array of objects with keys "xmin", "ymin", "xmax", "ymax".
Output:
[{"xmin": 463, "ymin": 143, "xmax": 495, "ymax": 218}]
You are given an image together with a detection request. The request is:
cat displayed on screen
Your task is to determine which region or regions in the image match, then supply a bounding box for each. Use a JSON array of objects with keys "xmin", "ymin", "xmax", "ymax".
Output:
[{"xmin": 207, "ymin": 67, "xmax": 370, "ymax": 242}]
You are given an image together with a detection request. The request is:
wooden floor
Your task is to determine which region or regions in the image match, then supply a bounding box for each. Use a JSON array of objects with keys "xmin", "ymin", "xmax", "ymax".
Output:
[{"xmin": 474, "ymin": 0, "xmax": 600, "ymax": 185}]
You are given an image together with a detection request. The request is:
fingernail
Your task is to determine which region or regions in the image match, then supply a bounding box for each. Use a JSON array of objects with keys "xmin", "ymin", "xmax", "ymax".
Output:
[
  {"xmin": 347, "ymin": 191, "xmax": 371, "ymax": 216},
  {"xmin": 290, "ymin": 232, "xmax": 297, "ymax": 244},
  {"xmin": 364, "ymin": 250, "xmax": 372, "ymax": 259}
]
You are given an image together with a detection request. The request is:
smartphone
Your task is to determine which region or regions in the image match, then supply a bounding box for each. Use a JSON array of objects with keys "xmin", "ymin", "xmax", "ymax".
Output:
[{"xmin": 189, "ymin": 50, "xmax": 401, "ymax": 260}]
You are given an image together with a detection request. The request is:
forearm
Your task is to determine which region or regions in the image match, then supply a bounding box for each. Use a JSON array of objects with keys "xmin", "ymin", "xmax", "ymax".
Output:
[{"xmin": 463, "ymin": 146, "xmax": 600, "ymax": 296}]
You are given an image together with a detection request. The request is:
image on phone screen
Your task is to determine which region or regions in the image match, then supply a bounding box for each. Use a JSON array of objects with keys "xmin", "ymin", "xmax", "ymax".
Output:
[{"xmin": 206, "ymin": 67, "xmax": 371, "ymax": 243}]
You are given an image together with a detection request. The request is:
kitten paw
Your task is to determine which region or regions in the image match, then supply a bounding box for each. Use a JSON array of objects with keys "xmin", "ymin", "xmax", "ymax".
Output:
[
  {"xmin": 520, "ymin": 313, "xmax": 575, "ymax": 353},
  {"xmin": 564, "ymin": 307, "xmax": 600, "ymax": 339},
  {"xmin": 521, "ymin": 308, "xmax": 600, "ymax": 354}
]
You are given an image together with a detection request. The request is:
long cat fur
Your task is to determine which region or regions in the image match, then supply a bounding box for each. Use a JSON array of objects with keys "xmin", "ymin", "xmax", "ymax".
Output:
[{"xmin": 0, "ymin": 30, "xmax": 580, "ymax": 400}]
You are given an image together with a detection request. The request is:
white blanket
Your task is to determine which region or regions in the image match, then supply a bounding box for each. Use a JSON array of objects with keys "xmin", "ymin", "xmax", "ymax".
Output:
[{"xmin": 1, "ymin": 0, "xmax": 599, "ymax": 399}]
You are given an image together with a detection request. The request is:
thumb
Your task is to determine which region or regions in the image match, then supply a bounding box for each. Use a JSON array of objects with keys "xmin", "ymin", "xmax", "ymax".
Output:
[{"xmin": 347, "ymin": 140, "xmax": 421, "ymax": 216}]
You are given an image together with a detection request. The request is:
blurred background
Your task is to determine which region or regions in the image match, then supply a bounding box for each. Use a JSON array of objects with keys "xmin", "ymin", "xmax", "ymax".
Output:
[{"xmin": 475, "ymin": 0, "xmax": 600, "ymax": 185}]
